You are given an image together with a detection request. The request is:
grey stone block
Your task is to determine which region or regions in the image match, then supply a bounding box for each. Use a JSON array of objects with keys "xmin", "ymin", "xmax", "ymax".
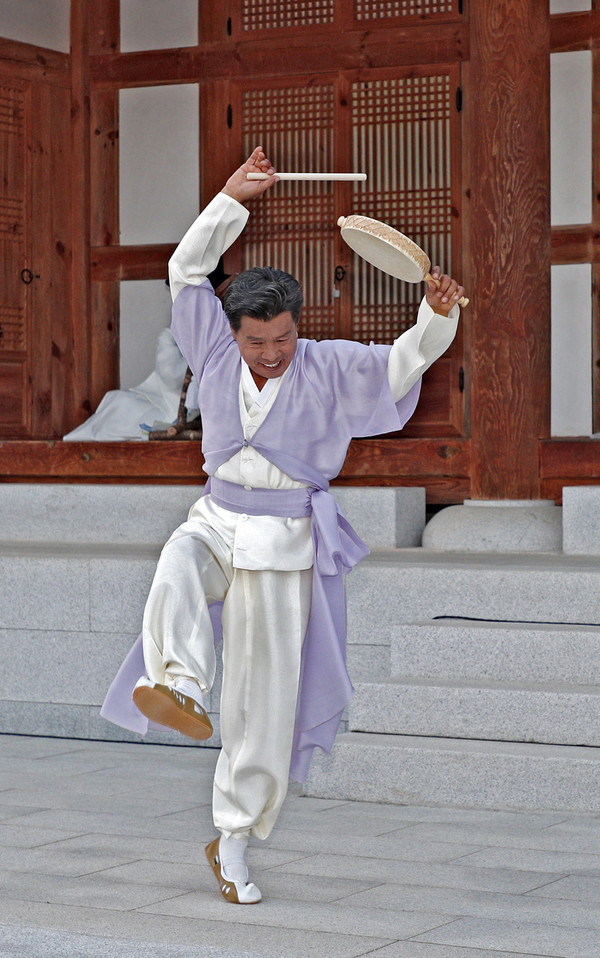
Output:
[
  {"xmin": 422, "ymin": 499, "xmax": 563, "ymax": 553},
  {"xmin": 334, "ymin": 486, "xmax": 426, "ymax": 548},
  {"xmin": 391, "ymin": 619, "xmax": 600, "ymax": 685},
  {"xmin": 89, "ymin": 556, "xmax": 157, "ymax": 632},
  {"xmin": 0, "ymin": 927, "xmax": 241, "ymax": 958},
  {"xmin": 266, "ymin": 841, "xmax": 558, "ymax": 894},
  {"xmin": 412, "ymin": 915, "xmax": 600, "ymax": 957},
  {"xmin": 530, "ymin": 873, "xmax": 600, "ymax": 903},
  {"xmin": 0, "ymin": 700, "xmax": 91, "ymax": 738},
  {"xmin": 563, "ymin": 485, "xmax": 600, "ymax": 555},
  {"xmin": 0, "ymin": 555, "xmax": 90, "ymax": 631},
  {"xmin": 0, "ymin": 483, "xmax": 205, "ymax": 545},
  {"xmin": 346, "ymin": 642, "xmax": 390, "ymax": 680},
  {"xmin": 141, "ymin": 885, "xmax": 451, "ymax": 940},
  {"xmin": 347, "ymin": 553, "xmax": 600, "ymax": 637},
  {"xmin": 306, "ymin": 732, "xmax": 600, "ymax": 812},
  {"xmin": 448, "ymin": 844, "xmax": 600, "ymax": 873},
  {"xmin": 0, "ymin": 483, "xmax": 426, "ymax": 550},
  {"xmin": 350, "ymin": 678, "xmax": 600, "ymax": 746},
  {"xmin": 0, "ymin": 630, "xmax": 138, "ymax": 705}
]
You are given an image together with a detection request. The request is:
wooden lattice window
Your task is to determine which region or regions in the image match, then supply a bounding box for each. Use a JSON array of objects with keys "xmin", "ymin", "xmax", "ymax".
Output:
[
  {"xmin": 238, "ymin": 0, "xmax": 460, "ymax": 32},
  {"xmin": 242, "ymin": 0, "xmax": 334, "ymax": 30},
  {"xmin": 349, "ymin": 71, "xmax": 455, "ymax": 342},
  {"xmin": 0, "ymin": 85, "xmax": 27, "ymax": 352},
  {"xmin": 354, "ymin": 0, "xmax": 458, "ymax": 19},
  {"xmin": 241, "ymin": 80, "xmax": 337, "ymax": 341},
  {"xmin": 237, "ymin": 66, "xmax": 460, "ymax": 347}
]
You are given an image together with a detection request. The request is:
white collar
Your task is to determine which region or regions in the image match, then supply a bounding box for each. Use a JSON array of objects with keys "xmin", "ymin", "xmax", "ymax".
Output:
[{"xmin": 241, "ymin": 361, "xmax": 283, "ymax": 408}]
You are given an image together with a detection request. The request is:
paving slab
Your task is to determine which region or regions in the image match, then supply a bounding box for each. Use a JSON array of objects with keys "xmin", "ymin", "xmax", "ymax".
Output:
[
  {"xmin": 1, "ymin": 734, "xmax": 600, "ymax": 958},
  {"xmin": 412, "ymin": 916, "xmax": 600, "ymax": 958}
]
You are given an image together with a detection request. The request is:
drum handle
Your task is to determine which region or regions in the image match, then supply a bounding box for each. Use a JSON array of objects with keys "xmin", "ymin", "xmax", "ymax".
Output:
[{"xmin": 425, "ymin": 273, "xmax": 469, "ymax": 308}]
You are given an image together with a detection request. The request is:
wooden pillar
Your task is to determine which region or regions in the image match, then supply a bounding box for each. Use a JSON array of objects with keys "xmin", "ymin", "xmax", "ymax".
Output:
[
  {"xmin": 69, "ymin": 0, "xmax": 93, "ymax": 432},
  {"xmin": 89, "ymin": 1, "xmax": 120, "ymax": 413},
  {"xmin": 469, "ymin": 0, "xmax": 551, "ymax": 500},
  {"xmin": 69, "ymin": 0, "xmax": 120, "ymax": 433}
]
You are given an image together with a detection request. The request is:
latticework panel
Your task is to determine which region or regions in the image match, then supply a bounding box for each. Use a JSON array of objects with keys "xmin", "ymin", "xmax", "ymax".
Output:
[
  {"xmin": 0, "ymin": 84, "xmax": 27, "ymax": 355},
  {"xmin": 0, "ymin": 85, "xmax": 24, "ymax": 136},
  {"xmin": 0, "ymin": 307, "xmax": 25, "ymax": 352},
  {"xmin": 0, "ymin": 196, "xmax": 24, "ymax": 238},
  {"xmin": 241, "ymin": 83, "xmax": 337, "ymax": 340},
  {"xmin": 242, "ymin": 0, "xmax": 334, "ymax": 30},
  {"xmin": 349, "ymin": 72, "xmax": 453, "ymax": 342},
  {"xmin": 355, "ymin": 0, "xmax": 457, "ymax": 19},
  {"xmin": 0, "ymin": 85, "xmax": 25, "ymax": 242}
]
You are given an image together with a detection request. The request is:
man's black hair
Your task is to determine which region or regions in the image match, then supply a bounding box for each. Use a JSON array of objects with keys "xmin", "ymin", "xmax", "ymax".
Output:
[{"xmin": 223, "ymin": 266, "xmax": 303, "ymax": 331}]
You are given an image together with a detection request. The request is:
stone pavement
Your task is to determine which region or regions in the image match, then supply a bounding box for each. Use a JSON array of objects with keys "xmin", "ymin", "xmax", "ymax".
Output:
[{"xmin": 1, "ymin": 736, "xmax": 600, "ymax": 958}]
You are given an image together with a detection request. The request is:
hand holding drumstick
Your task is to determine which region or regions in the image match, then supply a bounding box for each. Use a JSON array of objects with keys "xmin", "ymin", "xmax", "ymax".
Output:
[{"xmin": 222, "ymin": 146, "xmax": 279, "ymax": 205}]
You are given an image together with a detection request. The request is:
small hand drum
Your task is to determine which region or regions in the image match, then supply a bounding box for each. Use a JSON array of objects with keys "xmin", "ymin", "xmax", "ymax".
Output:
[{"xmin": 337, "ymin": 214, "xmax": 469, "ymax": 307}]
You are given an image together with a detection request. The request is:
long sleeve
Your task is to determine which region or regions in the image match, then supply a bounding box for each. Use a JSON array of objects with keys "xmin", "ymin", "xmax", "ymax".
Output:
[
  {"xmin": 168, "ymin": 192, "xmax": 249, "ymax": 302},
  {"xmin": 387, "ymin": 298, "xmax": 459, "ymax": 401}
]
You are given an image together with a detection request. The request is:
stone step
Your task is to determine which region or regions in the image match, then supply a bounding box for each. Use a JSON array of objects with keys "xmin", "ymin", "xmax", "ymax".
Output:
[
  {"xmin": 305, "ymin": 732, "xmax": 600, "ymax": 812},
  {"xmin": 347, "ymin": 551, "xmax": 600, "ymax": 645},
  {"xmin": 391, "ymin": 618, "xmax": 600, "ymax": 685},
  {"xmin": 350, "ymin": 677, "xmax": 600, "ymax": 746},
  {"xmin": 0, "ymin": 484, "xmax": 205, "ymax": 546},
  {"xmin": 0, "ymin": 483, "xmax": 425, "ymax": 549}
]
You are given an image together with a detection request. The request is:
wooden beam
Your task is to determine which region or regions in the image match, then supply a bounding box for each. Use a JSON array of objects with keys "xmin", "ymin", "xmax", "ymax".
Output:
[
  {"xmin": 88, "ymin": 23, "xmax": 467, "ymax": 90},
  {"xmin": 91, "ymin": 245, "xmax": 176, "ymax": 282},
  {"xmin": 540, "ymin": 437, "xmax": 600, "ymax": 502},
  {"xmin": 0, "ymin": 438, "xmax": 470, "ymax": 501},
  {"xmin": 0, "ymin": 36, "xmax": 69, "ymax": 80},
  {"xmin": 550, "ymin": 11, "xmax": 600, "ymax": 52},
  {"xmin": 340, "ymin": 438, "xmax": 471, "ymax": 478},
  {"xmin": 551, "ymin": 225, "xmax": 600, "ymax": 264},
  {"xmin": 468, "ymin": 0, "xmax": 551, "ymax": 500},
  {"xmin": 540, "ymin": 438, "xmax": 600, "ymax": 479}
]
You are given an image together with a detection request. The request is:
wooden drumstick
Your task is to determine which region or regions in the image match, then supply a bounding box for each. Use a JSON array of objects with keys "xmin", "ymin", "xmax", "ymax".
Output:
[{"xmin": 247, "ymin": 172, "xmax": 367, "ymax": 181}]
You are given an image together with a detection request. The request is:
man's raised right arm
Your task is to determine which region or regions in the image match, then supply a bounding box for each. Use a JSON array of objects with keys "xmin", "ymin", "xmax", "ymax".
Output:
[{"xmin": 168, "ymin": 147, "xmax": 279, "ymax": 302}]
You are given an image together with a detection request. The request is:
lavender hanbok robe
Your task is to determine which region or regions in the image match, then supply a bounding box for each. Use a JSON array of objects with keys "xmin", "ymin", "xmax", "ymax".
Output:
[{"xmin": 101, "ymin": 281, "xmax": 421, "ymax": 781}]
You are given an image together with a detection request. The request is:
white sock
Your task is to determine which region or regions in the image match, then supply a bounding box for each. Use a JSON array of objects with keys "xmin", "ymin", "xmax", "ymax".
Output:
[
  {"xmin": 219, "ymin": 834, "xmax": 249, "ymax": 883},
  {"xmin": 171, "ymin": 677, "xmax": 206, "ymax": 711}
]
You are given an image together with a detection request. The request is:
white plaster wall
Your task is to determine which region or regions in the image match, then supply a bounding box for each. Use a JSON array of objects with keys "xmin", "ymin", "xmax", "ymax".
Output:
[
  {"xmin": 550, "ymin": 0, "xmax": 591, "ymax": 11},
  {"xmin": 119, "ymin": 280, "xmax": 173, "ymax": 391},
  {"xmin": 119, "ymin": 85, "xmax": 199, "ymax": 247},
  {"xmin": 0, "ymin": 0, "xmax": 69, "ymax": 52},
  {"xmin": 550, "ymin": 50, "xmax": 593, "ymax": 435},
  {"xmin": 551, "ymin": 51, "xmax": 592, "ymax": 226},
  {"xmin": 551, "ymin": 264, "xmax": 592, "ymax": 437},
  {"xmin": 120, "ymin": 0, "xmax": 197, "ymax": 52},
  {"xmin": 119, "ymin": 83, "xmax": 199, "ymax": 388}
]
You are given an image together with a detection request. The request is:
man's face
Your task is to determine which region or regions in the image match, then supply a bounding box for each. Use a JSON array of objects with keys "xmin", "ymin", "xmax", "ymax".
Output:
[{"xmin": 231, "ymin": 311, "xmax": 298, "ymax": 381}]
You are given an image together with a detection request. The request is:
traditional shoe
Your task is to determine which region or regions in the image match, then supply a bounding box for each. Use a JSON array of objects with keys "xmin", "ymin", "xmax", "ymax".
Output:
[
  {"xmin": 205, "ymin": 837, "xmax": 262, "ymax": 904},
  {"xmin": 132, "ymin": 677, "xmax": 213, "ymax": 740}
]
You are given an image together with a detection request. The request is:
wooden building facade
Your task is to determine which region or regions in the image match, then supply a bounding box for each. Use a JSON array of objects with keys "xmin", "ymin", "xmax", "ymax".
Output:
[{"xmin": 0, "ymin": 0, "xmax": 599, "ymax": 503}]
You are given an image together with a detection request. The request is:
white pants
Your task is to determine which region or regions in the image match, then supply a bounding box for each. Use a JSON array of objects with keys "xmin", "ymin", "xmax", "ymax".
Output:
[{"xmin": 142, "ymin": 516, "xmax": 312, "ymax": 840}]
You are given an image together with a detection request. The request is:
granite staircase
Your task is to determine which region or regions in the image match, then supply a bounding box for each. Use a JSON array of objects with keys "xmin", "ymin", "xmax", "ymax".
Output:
[{"xmin": 306, "ymin": 546, "xmax": 600, "ymax": 812}]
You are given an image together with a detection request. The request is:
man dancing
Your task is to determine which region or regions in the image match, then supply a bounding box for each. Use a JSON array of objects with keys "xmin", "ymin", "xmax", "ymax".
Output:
[{"xmin": 103, "ymin": 147, "xmax": 464, "ymax": 905}]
